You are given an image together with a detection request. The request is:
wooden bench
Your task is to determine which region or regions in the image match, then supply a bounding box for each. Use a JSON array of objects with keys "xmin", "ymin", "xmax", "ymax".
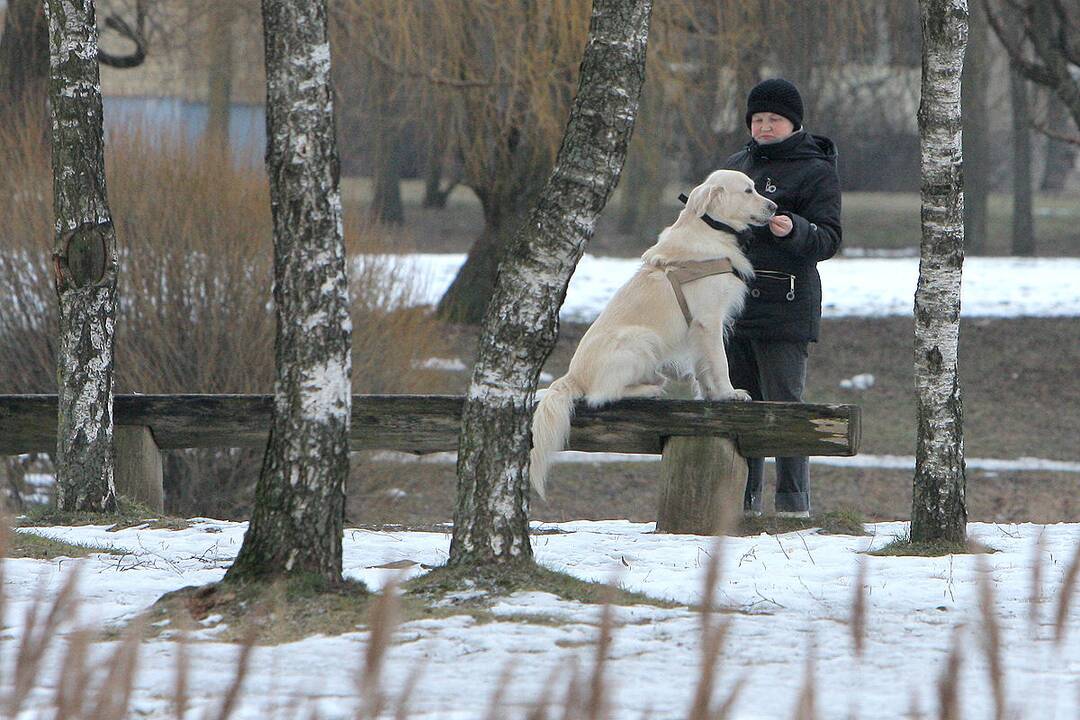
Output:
[{"xmin": 0, "ymin": 394, "xmax": 860, "ymax": 534}]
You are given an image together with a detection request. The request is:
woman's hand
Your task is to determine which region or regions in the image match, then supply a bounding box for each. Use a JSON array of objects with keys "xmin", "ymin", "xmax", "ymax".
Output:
[{"xmin": 769, "ymin": 214, "xmax": 793, "ymax": 237}]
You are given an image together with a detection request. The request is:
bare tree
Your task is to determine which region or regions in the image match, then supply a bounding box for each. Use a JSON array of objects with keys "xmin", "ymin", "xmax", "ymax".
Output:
[
  {"xmin": 204, "ymin": 1, "xmax": 237, "ymax": 154},
  {"xmin": 1011, "ymin": 66, "xmax": 1036, "ymax": 256},
  {"xmin": 983, "ymin": 0, "xmax": 1080, "ymax": 137},
  {"xmin": 447, "ymin": 0, "xmax": 651, "ymax": 568},
  {"xmin": 911, "ymin": 0, "xmax": 969, "ymax": 544},
  {"xmin": 1, "ymin": 0, "xmax": 146, "ymax": 126},
  {"xmin": 45, "ymin": 0, "xmax": 120, "ymax": 512},
  {"xmin": 226, "ymin": 0, "xmax": 352, "ymax": 585},
  {"xmin": 1040, "ymin": 94, "xmax": 1079, "ymax": 189},
  {"xmin": 962, "ymin": 0, "xmax": 990, "ymax": 254}
]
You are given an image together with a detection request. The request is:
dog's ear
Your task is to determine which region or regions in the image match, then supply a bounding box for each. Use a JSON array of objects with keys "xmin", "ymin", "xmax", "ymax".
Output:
[{"xmin": 685, "ymin": 183, "xmax": 724, "ymax": 218}]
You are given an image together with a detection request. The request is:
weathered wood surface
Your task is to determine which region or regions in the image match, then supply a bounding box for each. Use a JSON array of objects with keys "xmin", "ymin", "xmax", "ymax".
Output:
[
  {"xmin": 656, "ymin": 437, "xmax": 747, "ymax": 535},
  {"xmin": 0, "ymin": 395, "xmax": 860, "ymax": 457}
]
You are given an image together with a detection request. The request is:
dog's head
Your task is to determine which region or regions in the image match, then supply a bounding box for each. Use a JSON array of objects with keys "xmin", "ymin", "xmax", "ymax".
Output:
[{"xmin": 680, "ymin": 169, "xmax": 777, "ymax": 231}]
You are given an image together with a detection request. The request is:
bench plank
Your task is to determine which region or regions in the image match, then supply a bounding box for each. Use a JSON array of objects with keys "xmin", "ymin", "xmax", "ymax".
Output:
[{"xmin": 0, "ymin": 394, "xmax": 860, "ymax": 457}]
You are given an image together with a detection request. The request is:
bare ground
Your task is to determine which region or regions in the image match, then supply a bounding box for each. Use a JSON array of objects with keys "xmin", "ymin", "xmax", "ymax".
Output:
[{"xmin": 347, "ymin": 316, "xmax": 1080, "ymax": 526}]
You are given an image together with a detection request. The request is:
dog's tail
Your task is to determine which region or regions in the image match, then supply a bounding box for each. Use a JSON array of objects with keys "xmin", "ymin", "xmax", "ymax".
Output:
[{"xmin": 530, "ymin": 375, "xmax": 582, "ymax": 500}]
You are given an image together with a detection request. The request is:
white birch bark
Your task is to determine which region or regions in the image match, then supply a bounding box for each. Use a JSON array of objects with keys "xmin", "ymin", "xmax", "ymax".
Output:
[
  {"xmin": 226, "ymin": 0, "xmax": 351, "ymax": 584},
  {"xmin": 911, "ymin": 0, "xmax": 968, "ymax": 543},
  {"xmin": 46, "ymin": 0, "xmax": 119, "ymax": 512},
  {"xmin": 448, "ymin": 0, "xmax": 652, "ymax": 567}
]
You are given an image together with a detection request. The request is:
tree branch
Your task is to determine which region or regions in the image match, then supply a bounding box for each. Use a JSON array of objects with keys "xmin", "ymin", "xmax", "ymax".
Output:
[
  {"xmin": 98, "ymin": 13, "xmax": 146, "ymax": 69},
  {"xmin": 982, "ymin": 0, "xmax": 1059, "ymax": 85},
  {"xmin": 1033, "ymin": 120, "xmax": 1080, "ymax": 146},
  {"xmin": 1051, "ymin": 0, "xmax": 1080, "ymax": 65}
]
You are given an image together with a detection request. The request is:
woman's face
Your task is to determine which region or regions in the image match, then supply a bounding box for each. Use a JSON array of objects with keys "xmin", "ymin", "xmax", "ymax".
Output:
[{"xmin": 750, "ymin": 112, "xmax": 796, "ymax": 144}]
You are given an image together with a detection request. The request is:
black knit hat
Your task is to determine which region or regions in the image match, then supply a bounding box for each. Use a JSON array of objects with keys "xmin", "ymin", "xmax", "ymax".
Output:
[{"xmin": 745, "ymin": 78, "xmax": 803, "ymax": 130}]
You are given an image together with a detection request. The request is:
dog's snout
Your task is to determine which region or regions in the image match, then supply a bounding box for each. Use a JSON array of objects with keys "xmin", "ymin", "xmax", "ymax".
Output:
[{"xmin": 765, "ymin": 198, "xmax": 777, "ymax": 213}]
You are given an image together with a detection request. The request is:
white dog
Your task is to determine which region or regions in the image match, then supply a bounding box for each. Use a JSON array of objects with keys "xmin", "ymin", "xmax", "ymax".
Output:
[{"xmin": 529, "ymin": 169, "xmax": 776, "ymax": 498}]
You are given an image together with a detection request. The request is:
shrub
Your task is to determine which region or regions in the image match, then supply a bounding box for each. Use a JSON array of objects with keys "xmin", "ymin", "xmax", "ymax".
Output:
[{"xmin": 0, "ymin": 121, "xmax": 454, "ymax": 518}]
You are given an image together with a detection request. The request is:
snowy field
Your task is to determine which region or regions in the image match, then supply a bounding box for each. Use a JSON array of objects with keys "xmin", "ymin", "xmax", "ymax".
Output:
[
  {"xmin": 7, "ymin": 519, "xmax": 1080, "ymax": 719},
  {"xmin": 392, "ymin": 254, "xmax": 1080, "ymax": 321},
  {"xmin": 7, "ymin": 254, "xmax": 1079, "ymax": 717}
]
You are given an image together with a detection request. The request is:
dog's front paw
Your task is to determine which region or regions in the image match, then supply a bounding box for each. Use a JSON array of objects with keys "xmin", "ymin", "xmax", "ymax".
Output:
[{"xmin": 730, "ymin": 389, "xmax": 752, "ymax": 402}]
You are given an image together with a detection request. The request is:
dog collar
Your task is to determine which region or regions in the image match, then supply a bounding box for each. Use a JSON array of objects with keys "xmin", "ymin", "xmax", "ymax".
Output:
[{"xmin": 676, "ymin": 192, "xmax": 748, "ymax": 237}]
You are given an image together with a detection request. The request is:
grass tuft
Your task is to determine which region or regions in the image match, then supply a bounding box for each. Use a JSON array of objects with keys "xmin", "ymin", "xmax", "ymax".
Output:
[
  {"xmin": 868, "ymin": 530, "xmax": 997, "ymax": 557},
  {"xmin": 149, "ymin": 576, "xmax": 372, "ymax": 645},
  {"xmin": 7, "ymin": 530, "xmax": 123, "ymax": 559},
  {"xmin": 405, "ymin": 560, "xmax": 677, "ymax": 610},
  {"xmin": 17, "ymin": 497, "xmax": 192, "ymax": 532},
  {"xmin": 734, "ymin": 509, "xmax": 868, "ymax": 537}
]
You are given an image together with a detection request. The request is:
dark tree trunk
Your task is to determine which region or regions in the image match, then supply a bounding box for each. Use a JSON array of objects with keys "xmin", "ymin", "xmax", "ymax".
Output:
[
  {"xmin": 370, "ymin": 128, "xmax": 405, "ymax": 225},
  {"xmin": 204, "ymin": 2, "xmax": 235, "ymax": 155},
  {"xmin": 1010, "ymin": 68, "xmax": 1035, "ymax": 256},
  {"xmin": 1, "ymin": 0, "xmax": 49, "ymax": 124},
  {"xmin": 911, "ymin": 0, "xmax": 968, "ymax": 544},
  {"xmin": 435, "ymin": 198, "xmax": 528, "ymax": 324},
  {"xmin": 436, "ymin": 145, "xmax": 550, "ymax": 325},
  {"xmin": 226, "ymin": 0, "xmax": 352, "ymax": 585},
  {"xmin": 1040, "ymin": 97, "xmax": 1078, "ymax": 193},
  {"xmin": 367, "ymin": 66, "xmax": 405, "ymax": 225},
  {"xmin": 46, "ymin": 0, "xmax": 119, "ymax": 512},
  {"xmin": 962, "ymin": 0, "xmax": 989, "ymax": 255},
  {"xmin": 447, "ymin": 0, "xmax": 651, "ymax": 568},
  {"xmin": 422, "ymin": 134, "xmax": 458, "ymax": 209}
]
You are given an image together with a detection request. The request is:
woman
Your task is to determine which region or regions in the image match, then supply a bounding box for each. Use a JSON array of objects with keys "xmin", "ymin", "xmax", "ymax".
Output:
[{"xmin": 723, "ymin": 78, "xmax": 842, "ymax": 518}]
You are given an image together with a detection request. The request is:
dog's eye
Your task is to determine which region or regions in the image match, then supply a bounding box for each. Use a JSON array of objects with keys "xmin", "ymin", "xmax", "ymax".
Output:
[{"xmin": 745, "ymin": 188, "xmax": 753, "ymax": 194}]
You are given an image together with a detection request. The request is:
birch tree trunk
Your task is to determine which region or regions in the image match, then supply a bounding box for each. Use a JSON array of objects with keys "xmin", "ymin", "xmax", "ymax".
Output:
[
  {"xmin": 46, "ymin": 0, "xmax": 119, "ymax": 512},
  {"xmin": 911, "ymin": 0, "xmax": 968, "ymax": 544},
  {"xmin": 226, "ymin": 0, "xmax": 351, "ymax": 585},
  {"xmin": 448, "ymin": 0, "xmax": 651, "ymax": 568}
]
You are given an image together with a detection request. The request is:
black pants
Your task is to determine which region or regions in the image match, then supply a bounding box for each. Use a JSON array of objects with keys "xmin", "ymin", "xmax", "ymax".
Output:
[{"xmin": 726, "ymin": 335, "xmax": 810, "ymax": 513}]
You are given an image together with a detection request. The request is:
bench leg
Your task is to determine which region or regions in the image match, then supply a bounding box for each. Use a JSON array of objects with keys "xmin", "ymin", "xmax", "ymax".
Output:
[
  {"xmin": 656, "ymin": 436, "xmax": 746, "ymax": 535},
  {"xmin": 114, "ymin": 426, "xmax": 164, "ymax": 512}
]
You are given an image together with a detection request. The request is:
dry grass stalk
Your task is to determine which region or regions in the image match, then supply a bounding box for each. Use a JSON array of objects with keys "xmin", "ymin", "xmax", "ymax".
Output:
[
  {"xmin": 582, "ymin": 588, "xmax": 616, "ymax": 720},
  {"xmin": 1028, "ymin": 532, "xmax": 1045, "ymax": 635},
  {"xmin": 936, "ymin": 626, "xmax": 964, "ymax": 720},
  {"xmin": 523, "ymin": 664, "xmax": 562, "ymax": 720},
  {"xmin": 1052, "ymin": 540, "xmax": 1080, "ymax": 647},
  {"xmin": 792, "ymin": 639, "xmax": 817, "ymax": 720},
  {"xmin": 851, "ymin": 557, "xmax": 868, "ymax": 658},
  {"xmin": 356, "ymin": 578, "xmax": 401, "ymax": 719},
  {"xmin": 688, "ymin": 539, "xmax": 738, "ymax": 720},
  {"xmin": 50, "ymin": 628, "xmax": 94, "ymax": 718},
  {"xmin": 7, "ymin": 569, "xmax": 81, "ymax": 715},
  {"xmin": 208, "ymin": 629, "xmax": 257, "ymax": 720},
  {"xmin": 173, "ymin": 629, "xmax": 190, "ymax": 720},
  {"xmin": 907, "ymin": 688, "xmax": 925, "ymax": 720},
  {"xmin": 88, "ymin": 617, "xmax": 145, "ymax": 720},
  {"xmin": 483, "ymin": 665, "xmax": 515, "ymax": 720},
  {"xmin": 558, "ymin": 659, "xmax": 583, "ymax": 720},
  {"xmin": 975, "ymin": 557, "xmax": 1006, "ymax": 720},
  {"xmin": 392, "ymin": 662, "xmax": 424, "ymax": 720}
]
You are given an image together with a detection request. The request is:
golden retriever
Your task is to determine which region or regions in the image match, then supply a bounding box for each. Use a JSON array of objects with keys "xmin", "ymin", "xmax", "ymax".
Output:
[{"xmin": 529, "ymin": 169, "xmax": 776, "ymax": 498}]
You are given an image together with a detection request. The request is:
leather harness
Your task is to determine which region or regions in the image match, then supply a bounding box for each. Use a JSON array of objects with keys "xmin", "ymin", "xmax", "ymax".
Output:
[{"xmin": 658, "ymin": 258, "xmax": 738, "ymax": 326}]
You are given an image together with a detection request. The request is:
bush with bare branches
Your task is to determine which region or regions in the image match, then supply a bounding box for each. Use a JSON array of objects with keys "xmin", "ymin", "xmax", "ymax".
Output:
[{"xmin": 0, "ymin": 123, "xmax": 454, "ymax": 517}]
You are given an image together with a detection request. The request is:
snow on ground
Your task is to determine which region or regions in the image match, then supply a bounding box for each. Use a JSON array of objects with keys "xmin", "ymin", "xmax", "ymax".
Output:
[
  {"xmin": 370, "ymin": 450, "xmax": 1080, "ymax": 474},
  {"xmin": 394, "ymin": 254, "xmax": 1080, "ymax": 321},
  {"xmin": 6, "ymin": 519, "xmax": 1080, "ymax": 719}
]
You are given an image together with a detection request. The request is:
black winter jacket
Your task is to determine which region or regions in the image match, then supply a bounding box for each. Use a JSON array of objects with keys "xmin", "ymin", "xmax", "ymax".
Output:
[{"xmin": 724, "ymin": 131, "xmax": 842, "ymax": 342}]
